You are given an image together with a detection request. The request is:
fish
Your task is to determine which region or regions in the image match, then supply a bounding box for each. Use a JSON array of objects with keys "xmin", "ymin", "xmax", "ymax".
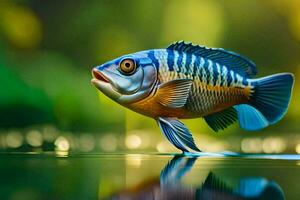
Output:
[
  {"xmin": 108, "ymin": 156, "xmax": 286, "ymax": 200},
  {"xmin": 91, "ymin": 41, "xmax": 294, "ymax": 152}
]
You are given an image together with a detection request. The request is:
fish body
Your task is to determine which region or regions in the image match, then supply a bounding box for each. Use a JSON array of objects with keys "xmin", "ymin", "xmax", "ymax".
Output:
[
  {"xmin": 127, "ymin": 48, "xmax": 252, "ymax": 119},
  {"xmin": 92, "ymin": 41, "xmax": 294, "ymax": 152}
]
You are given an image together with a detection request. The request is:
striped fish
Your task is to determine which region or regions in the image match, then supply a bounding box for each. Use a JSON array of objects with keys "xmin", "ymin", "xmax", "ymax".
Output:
[{"xmin": 91, "ymin": 41, "xmax": 294, "ymax": 152}]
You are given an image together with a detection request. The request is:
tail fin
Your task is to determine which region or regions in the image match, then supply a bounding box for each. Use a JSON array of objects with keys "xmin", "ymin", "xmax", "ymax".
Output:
[
  {"xmin": 235, "ymin": 73, "xmax": 294, "ymax": 130},
  {"xmin": 250, "ymin": 73, "xmax": 294, "ymax": 124}
]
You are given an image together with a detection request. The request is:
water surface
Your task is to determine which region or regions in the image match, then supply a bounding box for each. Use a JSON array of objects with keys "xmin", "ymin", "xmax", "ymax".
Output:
[{"xmin": 0, "ymin": 153, "xmax": 299, "ymax": 200}]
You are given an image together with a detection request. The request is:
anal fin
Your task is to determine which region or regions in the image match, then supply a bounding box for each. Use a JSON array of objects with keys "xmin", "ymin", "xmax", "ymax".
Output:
[
  {"xmin": 234, "ymin": 104, "xmax": 268, "ymax": 131},
  {"xmin": 236, "ymin": 178, "xmax": 268, "ymax": 198},
  {"xmin": 204, "ymin": 107, "xmax": 238, "ymax": 132},
  {"xmin": 157, "ymin": 117, "xmax": 200, "ymax": 152}
]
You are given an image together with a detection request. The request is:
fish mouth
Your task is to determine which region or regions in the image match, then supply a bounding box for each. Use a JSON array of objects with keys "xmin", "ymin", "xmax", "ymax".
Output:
[
  {"xmin": 91, "ymin": 68, "xmax": 110, "ymax": 84},
  {"xmin": 91, "ymin": 68, "xmax": 121, "ymax": 100}
]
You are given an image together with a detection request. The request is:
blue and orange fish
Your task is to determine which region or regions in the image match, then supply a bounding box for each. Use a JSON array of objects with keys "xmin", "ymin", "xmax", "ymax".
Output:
[{"xmin": 91, "ymin": 41, "xmax": 294, "ymax": 152}]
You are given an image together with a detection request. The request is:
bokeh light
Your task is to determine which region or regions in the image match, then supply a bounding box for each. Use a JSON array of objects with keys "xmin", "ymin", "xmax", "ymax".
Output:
[
  {"xmin": 262, "ymin": 137, "xmax": 287, "ymax": 154},
  {"xmin": 6, "ymin": 131, "xmax": 23, "ymax": 148},
  {"xmin": 241, "ymin": 138, "xmax": 262, "ymax": 153},
  {"xmin": 78, "ymin": 134, "xmax": 95, "ymax": 152},
  {"xmin": 99, "ymin": 133, "xmax": 118, "ymax": 152},
  {"xmin": 54, "ymin": 136, "xmax": 70, "ymax": 151},
  {"xmin": 125, "ymin": 134, "xmax": 142, "ymax": 150},
  {"xmin": 26, "ymin": 130, "xmax": 43, "ymax": 147}
]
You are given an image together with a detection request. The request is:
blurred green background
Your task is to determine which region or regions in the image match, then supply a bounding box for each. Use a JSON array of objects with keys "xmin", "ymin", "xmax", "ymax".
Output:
[{"xmin": 0, "ymin": 0, "xmax": 300, "ymax": 154}]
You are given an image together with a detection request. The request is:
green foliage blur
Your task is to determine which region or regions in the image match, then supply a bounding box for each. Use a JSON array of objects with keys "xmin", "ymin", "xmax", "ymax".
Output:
[{"xmin": 0, "ymin": 0, "xmax": 300, "ymax": 138}]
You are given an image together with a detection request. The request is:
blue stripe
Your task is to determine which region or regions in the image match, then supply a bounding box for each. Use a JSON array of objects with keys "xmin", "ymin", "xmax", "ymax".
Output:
[
  {"xmin": 185, "ymin": 53, "xmax": 192, "ymax": 75},
  {"xmin": 220, "ymin": 65, "xmax": 228, "ymax": 87},
  {"xmin": 177, "ymin": 51, "xmax": 183, "ymax": 70},
  {"xmin": 202, "ymin": 58, "xmax": 209, "ymax": 82},
  {"xmin": 167, "ymin": 49, "xmax": 174, "ymax": 71},
  {"xmin": 147, "ymin": 50, "xmax": 159, "ymax": 69},
  {"xmin": 194, "ymin": 55, "xmax": 200, "ymax": 76},
  {"xmin": 212, "ymin": 63, "xmax": 218, "ymax": 85},
  {"xmin": 227, "ymin": 70, "xmax": 233, "ymax": 85}
]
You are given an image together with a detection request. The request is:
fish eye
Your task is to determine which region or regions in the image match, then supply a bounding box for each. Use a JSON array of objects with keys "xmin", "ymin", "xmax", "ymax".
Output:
[{"xmin": 119, "ymin": 58, "xmax": 136, "ymax": 75}]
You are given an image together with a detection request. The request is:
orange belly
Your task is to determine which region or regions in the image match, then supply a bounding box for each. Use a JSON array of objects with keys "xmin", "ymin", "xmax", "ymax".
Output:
[
  {"xmin": 127, "ymin": 95, "xmax": 193, "ymax": 119},
  {"xmin": 126, "ymin": 84, "xmax": 252, "ymax": 119}
]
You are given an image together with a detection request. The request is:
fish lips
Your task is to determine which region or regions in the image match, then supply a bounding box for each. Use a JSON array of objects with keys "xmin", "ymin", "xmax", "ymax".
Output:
[
  {"xmin": 91, "ymin": 68, "xmax": 121, "ymax": 99},
  {"xmin": 92, "ymin": 68, "xmax": 110, "ymax": 83}
]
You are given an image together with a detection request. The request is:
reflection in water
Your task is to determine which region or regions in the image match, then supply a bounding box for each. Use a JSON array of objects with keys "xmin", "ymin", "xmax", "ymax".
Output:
[{"xmin": 110, "ymin": 156, "xmax": 285, "ymax": 200}]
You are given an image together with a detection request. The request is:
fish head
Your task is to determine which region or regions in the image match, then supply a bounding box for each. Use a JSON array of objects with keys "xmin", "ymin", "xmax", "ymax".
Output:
[{"xmin": 91, "ymin": 52, "xmax": 158, "ymax": 104}]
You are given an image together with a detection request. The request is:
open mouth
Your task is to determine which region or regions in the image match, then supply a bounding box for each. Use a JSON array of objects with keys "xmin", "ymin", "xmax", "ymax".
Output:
[{"xmin": 92, "ymin": 68, "xmax": 109, "ymax": 83}]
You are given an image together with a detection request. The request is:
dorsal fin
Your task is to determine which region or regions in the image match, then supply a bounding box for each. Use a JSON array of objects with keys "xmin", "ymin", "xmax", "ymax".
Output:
[{"xmin": 167, "ymin": 41, "xmax": 257, "ymax": 78}]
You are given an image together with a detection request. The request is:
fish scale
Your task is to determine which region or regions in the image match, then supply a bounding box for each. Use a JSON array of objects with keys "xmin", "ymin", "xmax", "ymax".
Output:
[{"xmin": 154, "ymin": 49, "xmax": 248, "ymax": 115}]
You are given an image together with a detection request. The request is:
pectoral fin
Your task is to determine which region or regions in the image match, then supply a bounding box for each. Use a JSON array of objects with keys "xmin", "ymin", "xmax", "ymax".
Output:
[
  {"xmin": 156, "ymin": 79, "xmax": 192, "ymax": 108},
  {"xmin": 157, "ymin": 117, "xmax": 200, "ymax": 152}
]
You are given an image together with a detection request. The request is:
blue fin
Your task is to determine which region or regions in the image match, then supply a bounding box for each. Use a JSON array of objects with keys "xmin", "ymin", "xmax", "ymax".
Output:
[
  {"xmin": 236, "ymin": 178, "xmax": 286, "ymax": 199},
  {"xmin": 167, "ymin": 41, "xmax": 257, "ymax": 78},
  {"xmin": 234, "ymin": 104, "xmax": 269, "ymax": 131},
  {"xmin": 156, "ymin": 79, "xmax": 192, "ymax": 108},
  {"xmin": 204, "ymin": 107, "xmax": 237, "ymax": 132},
  {"xmin": 160, "ymin": 156, "xmax": 196, "ymax": 186},
  {"xmin": 249, "ymin": 73, "xmax": 294, "ymax": 125},
  {"xmin": 157, "ymin": 117, "xmax": 200, "ymax": 152},
  {"xmin": 258, "ymin": 182, "xmax": 285, "ymax": 200},
  {"xmin": 236, "ymin": 178, "xmax": 268, "ymax": 197}
]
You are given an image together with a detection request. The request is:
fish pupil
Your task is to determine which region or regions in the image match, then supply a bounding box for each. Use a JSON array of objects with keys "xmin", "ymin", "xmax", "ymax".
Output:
[{"xmin": 125, "ymin": 62, "xmax": 131, "ymax": 68}]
